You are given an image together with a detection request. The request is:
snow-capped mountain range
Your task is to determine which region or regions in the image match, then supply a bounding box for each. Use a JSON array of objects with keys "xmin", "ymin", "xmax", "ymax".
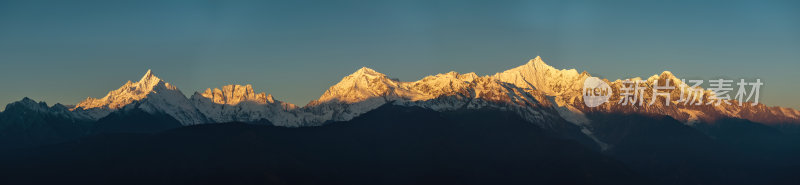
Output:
[
  {"xmin": 5, "ymin": 56, "xmax": 800, "ymax": 185},
  {"xmin": 5, "ymin": 56, "xmax": 800, "ymax": 133},
  {"xmin": 70, "ymin": 70, "xmax": 208, "ymax": 125}
]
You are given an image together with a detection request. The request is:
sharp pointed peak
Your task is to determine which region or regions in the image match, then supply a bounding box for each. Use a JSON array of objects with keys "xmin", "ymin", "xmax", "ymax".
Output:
[
  {"xmin": 350, "ymin": 67, "xmax": 385, "ymax": 77},
  {"xmin": 16, "ymin": 97, "xmax": 41, "ymax": 106},
  {"xmin": 526, "ymin": 56, "xmax": 549, "ymax": 66},
  {"xmin": 356, "ymin": 66, "xmax": 376, "ymax": 72},
  {"xmin": 138, "ymin": 69, "xmax": 161, "ymax": 83},
  {"xmin": 12, "ymin": 97, "xmax": 47, "ymax": 108},
  {"xmin": 646, "ymin": 70, "xmax": 681, "ymax": 83},
  {"xmin": 501, "ymin": 56, "xmax": 557, "ymax": 74}
]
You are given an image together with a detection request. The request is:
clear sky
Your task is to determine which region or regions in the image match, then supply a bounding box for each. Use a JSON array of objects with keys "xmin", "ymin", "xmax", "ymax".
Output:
[{"xmin": 1, "ymin": 0, "xmax": 798, "ymax": 109}]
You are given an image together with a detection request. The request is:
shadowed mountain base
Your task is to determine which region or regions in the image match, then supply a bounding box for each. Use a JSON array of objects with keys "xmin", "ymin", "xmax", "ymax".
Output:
[{"xmin": 0, "ymin": 105, "xmax": 647, "ymax": 185}]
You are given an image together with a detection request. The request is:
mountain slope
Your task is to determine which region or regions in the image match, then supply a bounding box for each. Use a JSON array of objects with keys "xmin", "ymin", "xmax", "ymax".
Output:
[
  {"xmin": 1, "ymin": 57, "xmax": 798, "ymax": 146},
  {"xmin": 484, "ymin": 56, "xmax": 800, "ymax": 127},
  {"xmin": 1, "ymin": 57, "xmax": 800, "ymax": 185},
  {"xmin": 305, "ymin": 67, "xmax": 558, "ymax": 124},
  {"xmin": 0, "ymin": 105, "xmax": 649, "ymax": 185},
  {"xmin": 4, "ymin": 57, "xmax": 797, "ymax": 129},
  {"xmin": 71, "ymin": 70, "xmax": 207, "ymax": 125},
  {"xmin": 191, "ymin": 84, "xmax": 300, "ymax": 125},
  {"xmin": 494, "ymin": 56, "xmax": 588, "ymax": 96},
  {"xmin": 0, "ymin": 98, "xmax": 91, "ymax": 148}
]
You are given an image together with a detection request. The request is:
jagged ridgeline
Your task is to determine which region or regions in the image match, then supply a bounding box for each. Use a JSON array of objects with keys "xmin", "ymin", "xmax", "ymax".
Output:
[
  {"xmin": 4, "ymin": 56, "xmax": 798, "ymax": 139},
  {"xmin": 2, "ymin": 57, "xmax": 800, "ymax": 184}
]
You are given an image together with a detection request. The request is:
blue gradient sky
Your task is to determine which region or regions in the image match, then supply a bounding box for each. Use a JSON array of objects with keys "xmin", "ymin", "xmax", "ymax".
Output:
[{"xmin": 1, "ymin": 0, "xmax": 799, "ymax": 109}]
